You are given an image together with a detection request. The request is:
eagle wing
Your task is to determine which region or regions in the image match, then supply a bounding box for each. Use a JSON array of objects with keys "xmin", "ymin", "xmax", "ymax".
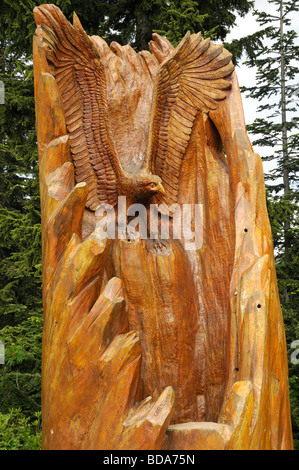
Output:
[
  {"xmin": 34, "ymin": 5, "xmax": 121, "ymax": 210},
  {"xmin": 145, "ymin": 31, "xmax": 234, "ymax": 207}
]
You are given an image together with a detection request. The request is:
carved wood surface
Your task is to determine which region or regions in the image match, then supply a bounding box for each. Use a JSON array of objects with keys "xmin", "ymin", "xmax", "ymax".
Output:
[{"xmin": 34, "ymin": 5, "xmax": 293, "ymax": 450}]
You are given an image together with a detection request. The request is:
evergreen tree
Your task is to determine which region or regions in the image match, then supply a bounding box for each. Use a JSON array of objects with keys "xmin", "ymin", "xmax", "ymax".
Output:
[
  {"xmin": 104, "ymin": 0, "xmax": 254, "ymax": 51},
  {"xmin": 241, "ymin": 0, "xmax": 299, "ymax": 448},
  {"xmin": 0, "ymin": 1, "xmax": 113, "ymax": 421},
  {"xmin": 0, "ymin": 0, "xmax": 43, "ymax": 422},
  {"xmin": 151, "ymin": 0, "xmax": 210, "ymax": 47}
]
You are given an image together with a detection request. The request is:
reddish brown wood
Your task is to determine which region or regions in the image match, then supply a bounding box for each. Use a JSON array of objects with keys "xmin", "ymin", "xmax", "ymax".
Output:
[{"xmin": 34, "ymin": 5, "xmax": 293, "ymax": 450}]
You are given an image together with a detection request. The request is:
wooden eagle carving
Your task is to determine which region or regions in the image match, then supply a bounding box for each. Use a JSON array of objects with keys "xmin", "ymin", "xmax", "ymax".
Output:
[
  {"xmin": 34, "ymin": 5, "xmax": 294, "ymax": 451},
  {"xmin": 34, "ymin": 4, "xmax": 234, "ymax": 212}
]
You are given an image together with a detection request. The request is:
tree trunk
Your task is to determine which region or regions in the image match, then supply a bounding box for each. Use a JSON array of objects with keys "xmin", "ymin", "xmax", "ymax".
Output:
[
  {"xmin": 33, "ymin": 8, "xmax": 294, "ymax": 449},
  {"xmin": 135, "ymin": 13, "xmax": 153, "ymax": 51},
  {"xmin": 280, "ymin": 0, "xmax": 291, "ymax": 301}
]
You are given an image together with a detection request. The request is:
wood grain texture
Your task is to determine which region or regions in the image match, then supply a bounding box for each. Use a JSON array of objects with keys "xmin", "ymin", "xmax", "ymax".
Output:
[
  {"xmin": 34, "ymin": 5, "xmax": 293, "ymax": 450},
  {"xmin": 34, "ymin": 32, "xmax": 174, "ymax": 450},
  {"xmin": 34, "ymin": 5, "xmax": 120, "ymax": 210}
]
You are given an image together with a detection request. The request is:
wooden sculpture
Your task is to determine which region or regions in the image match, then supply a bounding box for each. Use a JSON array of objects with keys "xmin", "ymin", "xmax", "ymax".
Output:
[{"xmin": 33, "ymin": 4, "xmax": 293, "ymax": 450}]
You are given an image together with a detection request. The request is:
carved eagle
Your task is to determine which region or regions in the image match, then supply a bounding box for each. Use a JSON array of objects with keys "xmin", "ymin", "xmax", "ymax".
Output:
[{"xmin": 34, "ymin": 4, "xmax": 234, "ymax": 211}]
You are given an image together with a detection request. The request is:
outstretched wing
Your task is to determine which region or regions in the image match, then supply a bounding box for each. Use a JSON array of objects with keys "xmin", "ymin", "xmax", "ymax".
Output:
[
  {"xmin": 145, "ymin": 31, "xmax": 234, "ymax": 206},
  {"xmin": 34, "ymin": 5, "xmax": 121, "ymax": 210}
]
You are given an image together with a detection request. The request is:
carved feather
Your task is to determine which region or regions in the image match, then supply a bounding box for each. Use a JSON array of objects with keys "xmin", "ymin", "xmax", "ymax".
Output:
[
  {"xmin": 145, "ymin": 31, "xmax": 234, "ymax": 206},
  {"xmin": 34, "ymin": 4, "xmax": 120, "ymax": 210},
  {"xmin": 35, "ymin": 6, "xmax": 234, "ymax": 212}
]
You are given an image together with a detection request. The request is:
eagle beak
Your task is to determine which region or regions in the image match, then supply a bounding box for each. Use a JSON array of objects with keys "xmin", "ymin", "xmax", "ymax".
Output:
[{"xmin": 155, "ymin": 182, "xmax": 165, "ymax": 195}]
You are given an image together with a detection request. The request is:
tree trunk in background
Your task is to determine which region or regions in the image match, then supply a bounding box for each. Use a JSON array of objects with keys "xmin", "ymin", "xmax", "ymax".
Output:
[
  {"xmin": 135, "ymin": 12, "xmax": 153, "ymax": 51},
  {"xmin": 33, "ymin": 9, "xmax": 293, "ymax": 448},
  {"xmin": 279, "ymin": 0, "xmax": 291, "ymax": 302}
]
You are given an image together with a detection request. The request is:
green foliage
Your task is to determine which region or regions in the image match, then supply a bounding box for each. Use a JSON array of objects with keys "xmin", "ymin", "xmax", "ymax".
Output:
[
  {"xmin": 241, "ymin": 2, "xmax": 299, "ymax": 191},
  {"xmin": 283, "ymin": 300, "xmax": 299, "ymax": 448},
  {"xmin": 103, "ymin": 0, "xmax": 254, "ymax": 53},
  {"xmin": 0, "ymin": 0, "xmax": 44, "ymax": 442},
  {"xmin": 0, "ymin": 317, "xmax": 42, "ymax": 414},
  {"xmin": 0, "ymin": 0, "xmax": 109, "ymax": 56},
  {"xmin": 7, "ymin": 0, "xmax": 299, "ymax": 450},
  {"xmin": 224, "ymin": 28, "xmax": 267, "ymax": 65},
  {"xmin": 154, "ymin": 0, "xmax": 209, "ymax": 47},
  {"xmin": 0, "ymin": 408, "xmax": 41, "ymax": 450},
  {"xmin": 195, "ymin": 0, "xmax": 253, "ymax": 41},
  {"xmin": 0, "ymin": 205, "xmax": 42, "ymax": 323}
]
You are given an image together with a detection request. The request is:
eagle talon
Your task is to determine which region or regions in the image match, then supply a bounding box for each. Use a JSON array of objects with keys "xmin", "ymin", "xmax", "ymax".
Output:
[{"xmin": 154, "ymin": 240, "xmax": 167, "ymax": 252}]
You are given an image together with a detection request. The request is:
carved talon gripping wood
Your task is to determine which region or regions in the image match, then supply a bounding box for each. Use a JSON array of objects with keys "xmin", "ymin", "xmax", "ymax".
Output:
[{"xmin": 34, "ymin": 4, "xmax": 293, "ymax": 450}]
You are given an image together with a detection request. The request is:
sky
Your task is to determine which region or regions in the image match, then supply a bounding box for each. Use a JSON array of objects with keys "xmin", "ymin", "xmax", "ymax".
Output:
[{"xmin": 225, "ymin": 0, "xmax": 299, "ymax": 173}]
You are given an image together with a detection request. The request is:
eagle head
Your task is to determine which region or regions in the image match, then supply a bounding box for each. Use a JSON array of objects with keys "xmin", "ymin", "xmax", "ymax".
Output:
[
  {"xmin": 122, "ymin": 171, "xmax": 165, "ymax": 204},
  {"xmin": 137, "ymin": 173, "xmax": 165, "ymax": 198}
]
